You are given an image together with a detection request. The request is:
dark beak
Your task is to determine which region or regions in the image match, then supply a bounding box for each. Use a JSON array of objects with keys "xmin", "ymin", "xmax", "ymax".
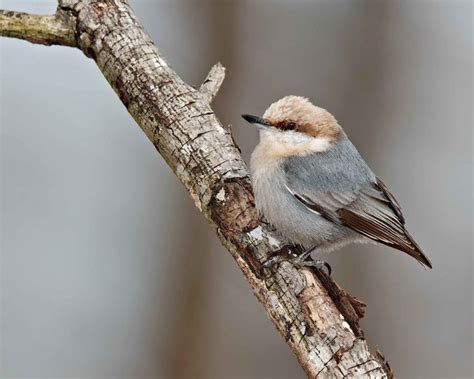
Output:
[{"xmin": 241, "ymin": 114, "xmax": 272, "ymax": 129}]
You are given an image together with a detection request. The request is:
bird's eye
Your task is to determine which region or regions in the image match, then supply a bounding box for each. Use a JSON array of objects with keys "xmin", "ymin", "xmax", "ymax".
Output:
[{"xmin": 285, "ymin": 121, "xmax": 297, "ymax": 130}]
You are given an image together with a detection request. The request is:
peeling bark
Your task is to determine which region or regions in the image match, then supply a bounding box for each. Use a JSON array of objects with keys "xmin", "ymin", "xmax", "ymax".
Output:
[{"xmin": 0, "ymin": 1, "xmax": 394, "ymax": 377}]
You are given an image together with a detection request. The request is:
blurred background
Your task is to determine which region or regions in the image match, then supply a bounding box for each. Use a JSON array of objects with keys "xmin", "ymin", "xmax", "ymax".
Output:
[{"xmin": 1, "ymin": 0, "xmax": 472, "ymax": 378}]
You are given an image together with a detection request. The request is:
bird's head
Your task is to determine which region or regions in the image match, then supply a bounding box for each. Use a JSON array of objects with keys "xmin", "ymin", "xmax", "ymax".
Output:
[{"xmin": 242, "ymin": 96, "xmax": 342, "ymax": 157}]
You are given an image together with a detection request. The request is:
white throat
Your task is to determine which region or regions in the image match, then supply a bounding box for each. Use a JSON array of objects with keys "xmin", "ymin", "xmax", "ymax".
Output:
[{"xmin": 250, "ymin": 129, "xmax": 332, "ymax": 172}]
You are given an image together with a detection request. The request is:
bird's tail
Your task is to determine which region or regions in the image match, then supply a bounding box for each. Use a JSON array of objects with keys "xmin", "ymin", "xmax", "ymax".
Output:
[{"xmin": 400, "ymin": 229, "xmax": 432, "ymax": 269}]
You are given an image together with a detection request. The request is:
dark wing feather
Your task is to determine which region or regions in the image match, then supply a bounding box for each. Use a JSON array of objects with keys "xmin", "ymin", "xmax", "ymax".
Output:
[
  {"xmin": 338, "ymin": 180, "xmax": 431, "ymax": 268},
  {"xmin": 375, "ymin": 177, "xmax": 404, "ymax": 223},
  {"xmin": 283, "ymin": 135, "xmax": 432, "ymax": 268}
]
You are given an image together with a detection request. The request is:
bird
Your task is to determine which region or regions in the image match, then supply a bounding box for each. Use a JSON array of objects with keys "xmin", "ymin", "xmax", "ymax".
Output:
[{"xmin": 242, "ymin": 95, "xmax": 432, "ymax": 271}]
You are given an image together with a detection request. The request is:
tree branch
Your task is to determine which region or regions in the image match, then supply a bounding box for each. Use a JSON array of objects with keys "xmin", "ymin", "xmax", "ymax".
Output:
[
  {"xmin": 0, "ymin": 9, "xmax": 76, "ymax": 47},
  {"xmin": 199, "ymin": 62, "xmax": 226, "ymax": 103},
  {"xmin": 1, "ymin": 1, "xmax": 393, "ymax": 377}
]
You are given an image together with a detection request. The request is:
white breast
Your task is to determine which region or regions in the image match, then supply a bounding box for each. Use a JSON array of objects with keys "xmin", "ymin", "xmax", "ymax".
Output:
[{"xmin": 249, "ymin": 132, "xmax": 351, "ymax": 248}]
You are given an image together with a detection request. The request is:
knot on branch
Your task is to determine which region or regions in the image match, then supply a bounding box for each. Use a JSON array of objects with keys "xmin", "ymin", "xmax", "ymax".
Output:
[{"xmin": 210, "ymin": 178, "xmax": 259, "ymax": 233}]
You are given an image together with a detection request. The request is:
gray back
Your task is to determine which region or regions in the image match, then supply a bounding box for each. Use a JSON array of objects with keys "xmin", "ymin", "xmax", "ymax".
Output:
[{"xmin": 283, "ymin": 133, "xmax": 376, "ymax": 194}]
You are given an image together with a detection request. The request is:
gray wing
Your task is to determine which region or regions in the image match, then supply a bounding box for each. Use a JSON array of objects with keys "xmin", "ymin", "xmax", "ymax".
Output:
[{"xmin": 283, "ymin": 135, "xmax": 432, "ymax": 268}]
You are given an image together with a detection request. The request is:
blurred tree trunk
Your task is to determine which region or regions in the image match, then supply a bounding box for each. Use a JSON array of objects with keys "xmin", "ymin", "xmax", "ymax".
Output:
[{"xmin": 0, "ymin": 1, "xmax": 393, "ymax": 378}]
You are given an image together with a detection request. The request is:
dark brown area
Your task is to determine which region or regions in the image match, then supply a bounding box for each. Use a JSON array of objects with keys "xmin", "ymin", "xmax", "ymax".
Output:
[
  {"xmin": 209, "ymin": 178, "xmax": 262, "ymax": 274},
  {"xmin": 267, "ymin": 118, "xmax": 342, "ymax": 141},
  {"xmin": 314, "ymin": 269, "xmax": 366, "ymax": 337},
  {"xmin": 376, "ymin": 350, "xmax": 394, "ymax": 379}
]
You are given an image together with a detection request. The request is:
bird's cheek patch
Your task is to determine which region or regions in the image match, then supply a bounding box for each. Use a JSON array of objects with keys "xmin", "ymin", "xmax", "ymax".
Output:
[
  {"xmin": 263, "ymin": 137, "xmax": 331, "ymax": 160},
  {"xmin": 306, "ymin": 137, "xmax": 332, "ymax": 154}
]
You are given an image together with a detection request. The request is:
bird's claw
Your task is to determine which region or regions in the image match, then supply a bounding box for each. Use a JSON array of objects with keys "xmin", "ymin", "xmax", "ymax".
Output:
[
  {"xmin": 300, "ymin": 259, "xmax": 332, "ymax": 276},
  {"xmin": 260, "ymin": 250, "xmax": 331, "ymax": 277}
]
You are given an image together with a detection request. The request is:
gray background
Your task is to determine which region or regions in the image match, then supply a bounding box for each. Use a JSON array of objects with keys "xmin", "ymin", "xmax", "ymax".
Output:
[{"xmin": 1, "ymin": 1, "xmax": 472, "ymax": 378}]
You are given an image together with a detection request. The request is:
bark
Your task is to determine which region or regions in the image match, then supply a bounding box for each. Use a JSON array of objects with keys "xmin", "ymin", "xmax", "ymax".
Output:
[
  {"xmin": 0, "ymin": 1, "xmax": 393, "ymax": 377},
  {"xmin": 0, "ymin": 9, "xmax": 76, "ymax": 46}
]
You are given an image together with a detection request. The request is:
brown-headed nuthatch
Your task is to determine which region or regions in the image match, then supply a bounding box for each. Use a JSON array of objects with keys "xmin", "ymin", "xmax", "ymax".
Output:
[{"xmin": 242, "ymin": 96, "xmax": 432, "ymax": 270}]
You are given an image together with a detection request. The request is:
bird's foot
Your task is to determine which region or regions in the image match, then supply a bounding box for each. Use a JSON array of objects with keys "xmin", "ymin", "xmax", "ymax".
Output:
[{"xmin": 260, "ymin": 245, "xmax": 331, "ymax": 277}]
